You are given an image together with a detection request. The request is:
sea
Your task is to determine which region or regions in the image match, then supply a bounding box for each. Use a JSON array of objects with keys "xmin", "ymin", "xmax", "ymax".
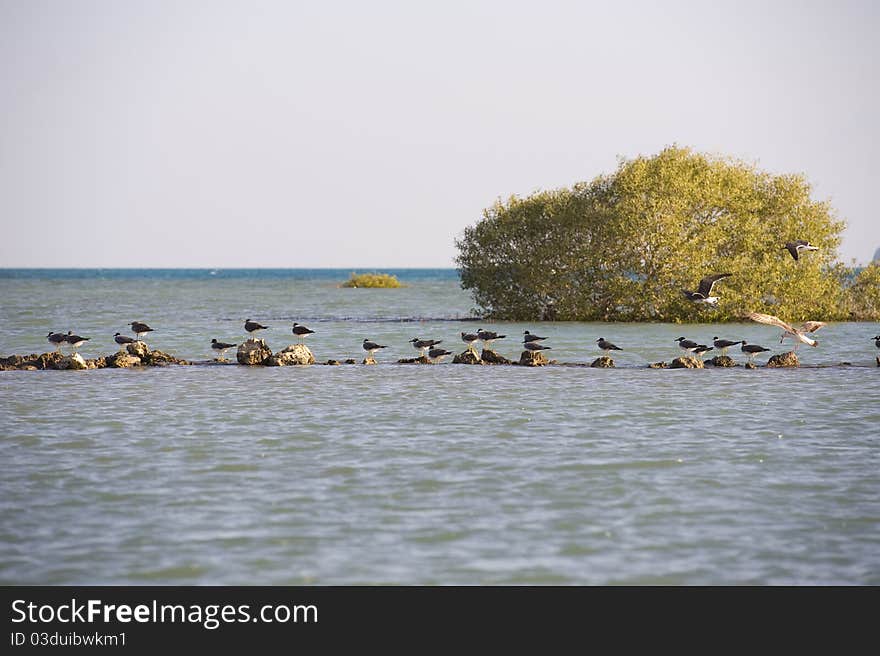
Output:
[{"xmin": 1, "ymin": 268, "xmax": 878, "ymax": 585}]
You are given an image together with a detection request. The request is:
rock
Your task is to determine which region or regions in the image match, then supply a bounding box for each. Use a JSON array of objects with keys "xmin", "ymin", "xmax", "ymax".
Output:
[
  {"xmin": 648, "ymin": 361, "xmax": 668, "ymax": 369},
  {"xmin": 326, "ymin": 359, "xmax": 340, "ymax": 365},
  {"xmin": 670, "ymin": 356, "xmax": 704, "ymax": 369},
  {"xmin": 744, "ymin": 362, "xmax": 757, "ymax": 369},
  {"xmin": 362, "ymin": 357, "xmax": 377, "ymax": 365},
  {"xmin": 481, "ymin": 349, "xmax": 511, "ymax": 365},
  {"xmin": 767, "ymin": 351, "xmax": 799, "ymax": 368},
  {"xmin": 590, "ymin": 356, "xmax": 615, "ymax": 368},
  {"xmin": 54, "ymin": 354, "xmax": 88, "ymax": 370},
  {"xmin": 126, "ymin": 341, "xmax": 151, "ymax": 359},
  {"xmin": 86, "ymin": 357, "xmax": 107, "ymax": 369},
  {"xmin": 452, "ymin": 349, "xmax": 482, "ymax": 365},
  {"xmin": 397, "ymin": 356, "xmax": 432, "ymax": 364},
  {"xmin": 708, "ymin": 355, "xmax": 737, "ymax": 367},
  {"xmin": 344, "ymin": 359, "xmax": 357, "ymax": 365},
  {"xmin": 237, "ymin": 338, "xmax": 272, "ymax": 365},
  {"xmin": 876, "ymin": 357, "xmax": 880, "ymax": 367},
  {"xmin": 266, "ymin": 344, "xmax": 315, "ymax": 366},
  {"xmin": 519, "ymin": 350, "xmax": 549, "ymax": 366},
  {"xmin": 147, "ymin": 350, "xmax": 190, "ymax": 366},
  {"xmin": 6, "ymin": 352, "xmax": 65, "ymax": 370},
  {"xmin": 108, "ymin": 352, "xmax": 142, "ymax": 368},
  {"xmin": 21, "ymin": 365, "xmax": 38, "ymax": 371}
]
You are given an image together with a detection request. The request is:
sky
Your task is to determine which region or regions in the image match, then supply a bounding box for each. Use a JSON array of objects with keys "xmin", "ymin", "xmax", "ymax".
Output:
[{"xmin": 1, "ymin": 0, "xmax": 878, "ymax": 268}]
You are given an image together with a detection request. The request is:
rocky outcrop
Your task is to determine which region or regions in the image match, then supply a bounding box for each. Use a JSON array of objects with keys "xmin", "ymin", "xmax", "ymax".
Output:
[
  {"xmin": 108, "ymin": 352, "xmax": 142, "ymax": 368},
  {"xmin": 144, "ymin": 350, "xmax": 190, "ymax": 366},
  {"xmin": 397, "ymin": 356, "xmax": 432, "ymax": 364},
  {"xmin": 55, "ymin": 354, "xmax": 88, "ymax": 370},
  {"xmin": 648, "ymin": 361, "xmax": 668, "ymax": 369},
  {"xmin": 344, "ymin": 359, "xmax": 357, "ymax": 365},
  {"xmin": 362, "ymin": 357, "xmax": 377, "ymax": 365},
  {"xmin": 708, "ymin": 355, "xmax": 737, "ymax": 367},
  {"xmin": 590, "ymin": 356, "xmax": 615, "ymax": 368},
  {"xmin": 326, "ymin": 359, "xmax": 340, "ymax": 365},
  {"xmin": 237, "ymin": 338, "xmax": 272, "ymax": 365},
  {"xmin": 519, "ymin": 350, "xmax": 549, "ymax": 366},
  {"xmin": 266, "ymin": 344, "xmax": 315, "ymax": 366},
  {"xmin": 0, "ymin": 352, "xmax": 65, "ymax": 371},
  {"xmin": 670, "ymin": 356, "xmax": 704, "ymax": 369},
  {"xmin": 127, "ymin": 342, "xmax": 151, "ymax": 359},
  {"xmin": 481, "ymin": 349, "xmax": 511, "ymax": 365},
  {"xmin": 767, "ymin": 351, "xmax": 799, "ymax": 368},
  {"xmin": 744, "ymin": 362, "xmax": 757, "ymax": 369},
  {"xmin": 452, "ymin": 349, "xmax": 482, "ymax": 365}
]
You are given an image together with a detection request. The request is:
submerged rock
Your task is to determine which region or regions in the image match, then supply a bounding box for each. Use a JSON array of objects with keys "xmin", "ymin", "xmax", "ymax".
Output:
[
  {"xmin": 648, "ymin": 361, "xmax": 668, "ymax": 369},
  {"xmin": 326, "ymin": 359, "xmax": 340, "ymax": 365},
  {"xmin": 519, "ymin": 350, "xmax": 549, "ymax": 366},
  {"xmin": 266, "ymin": 344, "xmax": 315, "ymax": 366},
  {"xmin": 397, "ymin": 356, "xmax": 432, "ymax": 364},
  {"xmin": 237, "ymin": 338, "xmax": 272, "ymax": 365},
  {"xmin": 590, "ymin": 356, "xmax": 615, "ymax": 368},
  {"xmin": 708, "ymin": 355, "xmax": 737, "ymax": 367},
  {"xmin": 452, "ymin": 349, "xmax": 482, "ymax": 365},
  {"xmin": 362, "ymin": 357, "xmax": 377, "ymax": 365},
  {"xmin": 344, "ymin": 359, "xmax": 357, "ymax": 365},
  {"xmin": 744, "ymin": 362, "xmax": 757, "ymax": 369},
  {"xmin": 481, "ymin": 349, "xmax": 511, "ymax": 365},
  {"xmin": 146, "ymin": 350, "xmax": 190, "ymax": 366},
  {"xmin": 55, "ymin": 353, "xmax": 88, "ymax": 370},
  {"xmin": 670, "ymin": 356, "xmax": 704, "ymax": 369},
  {"xmin": 767, "ymin": 351, "xmax": 799, "ymax": 368}
]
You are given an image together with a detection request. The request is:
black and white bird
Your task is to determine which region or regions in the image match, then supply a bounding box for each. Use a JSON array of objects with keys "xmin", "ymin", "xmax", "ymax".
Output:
[
  {"xmin": 114, "ymin": 332, "xmax": 136, "ymax": 347},
  {"xmin": 596, "ymin": 337, "xmax": 622, "ymax": 352},
  {"xmin": 682, "ymin": 273, "xmax": 732, "ymax": 307},
  {"xmin": 712, "ymin": 337, "xmax": 744, "ymax": 355},
  {"xmin": 741, "ymin": 340, "xmax": 771, "ymax": 362},
  {"xmin": 523, "ymin": 330, "xmax": 547, "ymax": 343},
  {"xmin": 783, "ymin": 240, "xmax": 819, "ymax": 261},
  {"xmin": 427, "ymin": 347, "xmax": 453, "ymax": 363},
  {"xmin": 362, "ymin": 339, "xmax": 387, "ymax": 358},
  {"xmin": 409, "ymin": 337, "xmax": 443, "ymax": 355},
  {"xmin": 244, "ymin": 319, "xmax": 268, "ymax": 335},
  {"xmin": 675, "ymin": 337, "xmax": 700, "ymax": 354},
  {"xmin": 130, "ymin": 321, "xmax": 154, "ymax": 341},
  {"xmin": 47, "ymin": 331, "xmax": 67, "ymax": 352},
  {"xmin": 461, "ymin": 331, "xmax": 480, "ymax": 351},
  {"xmin": 873, "ymin": 335, "xmax": 880, "ymax": 349},
  {"xmin": 747, "ymin": 312, "xmax": 824, "ymax": 350},
  {"xmin": 693, "ymin": 344, "xmax": 714, "ymax": 358},
  {"xmin": 211, "ymin": 338, "xmax": 237, "ymax": 360},
  {"xmin": 523, "ymin": 341, "xmax": 552, "ymax": 353},
  {"xmin": 64, "ymin": 331, "xmax": 89, "ymax": 353},
  {"xmin": 292, "ymin": 322, "xmax": 315, "ymax": 343},
  {"xmin": 476, "ymin": 329, "xmax": 506, "ymax": 349}
]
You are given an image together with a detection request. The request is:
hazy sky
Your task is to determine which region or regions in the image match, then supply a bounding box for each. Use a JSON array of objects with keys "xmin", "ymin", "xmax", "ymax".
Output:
[{"xmin": 1, "ymin": 0, "xmax": 878, "ymax": 267}]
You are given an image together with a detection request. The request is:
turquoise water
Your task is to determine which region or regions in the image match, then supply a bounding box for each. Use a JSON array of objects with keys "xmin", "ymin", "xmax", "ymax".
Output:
[{"xmin": 1, "ymin": 269, "xmax": 878, "ymax": 584}]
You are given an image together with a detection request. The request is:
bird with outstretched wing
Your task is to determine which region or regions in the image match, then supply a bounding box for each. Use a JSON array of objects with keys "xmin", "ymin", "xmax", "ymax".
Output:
[{"xmin": 746, "ymin": 312, "xmax": 825, "ymax": 349}]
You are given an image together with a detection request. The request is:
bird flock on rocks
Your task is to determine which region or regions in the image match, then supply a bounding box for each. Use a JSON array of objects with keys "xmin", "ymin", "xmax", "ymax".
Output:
[{"xmin": 36, "ymin": 238, "xmax": 877, "ymax": 366}]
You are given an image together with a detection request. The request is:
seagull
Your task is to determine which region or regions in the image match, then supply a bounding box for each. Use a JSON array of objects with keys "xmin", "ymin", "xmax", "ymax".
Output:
[
  {"xmin": 675, "ymin": 337, "xmax": 700, "ymax": 354},
  {"xmin": 693, "ymin": 344, "xmax": 714, "ymax": 359},
  {"xmin": 211, "ymin": 338, "xmax": 237, "ymax": 360},
  {"xmin": 114, "ymin": 332, "xmax": 136, "ymax": 347},
  {"xmin": 244, "ymin": 319, "xmax": 268, "ymax": 335},
  {"xmin": 783, "ymin": 240, "xmax": 819, "ymax": 261},
  {"xmin": 47, "ymin": 331, "xmax": 67, "ymax": 352},
  {"xmin": 874, "ymin": 335, "xmax": 880, "ymax": 349},
  {"xmin": 682, "ymin": 273, "xmax": 732, "ymax": 307},
  {"xmin": 523, "ymin": 341, "xmax": 552, "ymax": 353},
  {"xmin": 712, "ymin": 337, "xmax": 744, "ymax": 356},
  {"xmin": 362, "ymin": 339, "xmax": 387, "ymax": 359},
  {"xmin": 461, "ymin": 331, "xmax": 480, "ymax": 352},
  {"xmin": 64, "ymin": 331, "xmax": 89, "ymax": 354},
  {"xmin": 427, "ymin": 347, "xmax": 453, "ymax": 363},
  {"xmin": 476, "ymin": 329, "xmax": 506, "ymax": 349},
  {"xmin": 741, "ymin": 340, "xmax": 771, "ymax": 362},
  {"xmin": 130, "ymin": 321, "xmax": 154, "ymax": 341},
  {"xmin": 292, "ymin": 322, "xmax": 315, "ymax": 343},
  {"xmin": 746, "ymin": 312, "xmax": 823, "ymax": 350},
  {"xmin": 523, "ymin": 330, "xmax": 547, "ymax": 343},
  {"xmin": 409, "ymin": 338, "xmax": 443, "ymax": 355},
  {"xmin": 596, "ymin": 337, "xmax": 622, "ymax": 352}
]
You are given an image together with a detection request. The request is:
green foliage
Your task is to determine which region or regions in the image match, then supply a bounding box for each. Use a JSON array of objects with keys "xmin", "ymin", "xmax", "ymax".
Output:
[
  {"xmin": 340, "ymin": 272, "xmax": 405, "ymax": 288},
  {"xmin": 456, "ymin": 146, "xmax": 859, "ymax": 322},
  {"xmin": 843, "ymin": 263, "xmax": 880, "ymax": 320}
]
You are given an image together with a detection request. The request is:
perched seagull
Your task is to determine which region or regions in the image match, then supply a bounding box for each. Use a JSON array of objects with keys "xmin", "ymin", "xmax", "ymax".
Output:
[
  {"xmin": 873, "ymin": 335, "xmax": 880, "ymax": 349},
  {"xmin": 409, "ymin": 337, "xmax": 443, "ymax": 355},
  {"xmin": 47, "ymin": 331, "xmax": 67, "ymax": 352},
  {"xmin": 64, "ymin": 331, "xmax": 89, "ymax": 353},
  {"xmin": 523, "ymin": 341, "xmax": 552, "ymax": 353},
  {"xmin": 427, "ymin": 347, "xmax": 453, "ymax": 363},
  {"xmin": 747, "ymin": 312, "xmax": 823, "ymax": 350},
  {"xmin": 741, "ymin": 340, "xmax": 771, "ymax": 362},
  {"xmin": 675, "ymin": 337, "xmax": 700, "ymax": 354},
  {"xmin": 292, "ymin": 322, "xmax": 315, "ymax": 343},
  {"xmin": 460, "ymin": 331, "xmax": 480, "ymax": 352},
  {"xmin": 596, "ymin": 337, "xmax": 622, "ymax": 352},
  {"xmin": 211, "ymin": 338, "xmax": 237, "ymax": 360},
  {"xmin": 114, "ymin": 332, "xmax": 136, "ymax": 347},
  {"xmin": 130, "ymin": 321, "xmax": 154, "ymax": 341},
  {"xmin": 712, "ymin": 337, "xmax": 744, "ymax": 356},
  {"xmin": 362, "ymin": 339, "xmax": 387, "ymax": 359},
  {"xmin": 244, "ymin": 319, "xmax": 268, "ymax": 335},
  {"xmin": 477, "ymin": 329, "xmax": 506, "ymax": 349},
  {"xmin": 783, "ymin": 240, "xmax": 819, "ymax": 261},
  {"xmin": 523, "ymin": 330, "xmax": 547, "ymax": 343},
  {"xmin": 682, "ymin": 273, "xmax": 732, "ymax": 307},
  {"xmin": 693, "ymin": 344, "xmax": 714, "ymax": 359}
]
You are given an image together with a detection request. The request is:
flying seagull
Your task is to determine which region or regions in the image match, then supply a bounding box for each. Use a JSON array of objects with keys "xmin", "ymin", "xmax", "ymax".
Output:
[
  {"xmin": 292, "ymin": 322, "xmax": 315, "ymax": 343},
  {"xmin": 675, "ymin": 337, "xmax": 700, "ymax": 354},
  {"xmin": 244, "ymin": 319, "xmax": 268, "ymax": 335},
  {"xmin": 783, "ymin": 240, "xmax": 819, "ymax": 261},
  {"xmin": 47, "ymin": 331, "xmax": 67, "ymax": 352},
  {"xmin": 746, "ymin": 312, "xmax": 823, "ymax": 350},
  {"xmin": 596, "ymin": 337, "xmax": 622, "ymax": 352},
  {"xmin": 427, "ymin": 347, "xmax": 453, "ymax": 363},
  {"xmin": 461, "ymin": 331, "xmax": 480, "ymax": 352},
  {"xmin": 130, "ymin": 321, "xmax": 154, "ymax": 340},
  {"xmin": 114, "ymin": 332, "xmax": 136, "ymax": 347},
  {"xmin": 64, "ymin": 331, "xmax": 89, "ymax": 353},
  {"xmin": 682, "ymin": 273, "xmax": 732, "ymax": 307},
  {"xmin": 409, "ymin": 338, "xmax": 443, "ymax": 355},
  {"xmin": 523, "ymin": 330, "xmax": 547, "ymax": 343},
  {"xmin": 362, "ymin": 339, "xmax": 387, "ymax": 358},
  {"xmin": 477, "ymin": 329, "xmax": 506, "ymax": 349},
  {"xmin": 712, "ymin": 337, "xmax": 744, "ymax": 356},
  {"xmin": 211, "ymin": 338, "xmax": 237, "ymax": 360},
  {"xmin": 741, "ymin": 340, "xmax": 771, "ymax": 362}
]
